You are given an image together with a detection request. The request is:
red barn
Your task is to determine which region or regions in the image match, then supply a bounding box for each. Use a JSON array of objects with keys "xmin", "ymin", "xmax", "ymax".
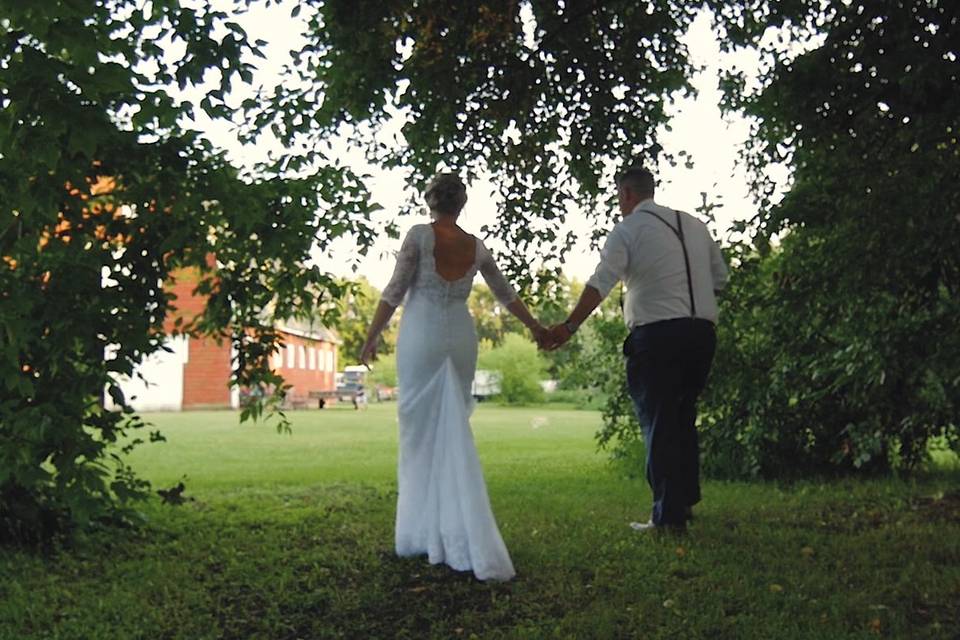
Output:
[
  {"xmin": 106, "ymin": 267, "xmax": 339, "ymax": 411},
  {"xmin": 268, "ymin": 319, "xmax": 340, "ymax": 408}
]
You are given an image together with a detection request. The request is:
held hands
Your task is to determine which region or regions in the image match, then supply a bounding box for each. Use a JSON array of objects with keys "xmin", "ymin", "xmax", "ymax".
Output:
[
  {"xmin": 529, "ymin": 322, "xmax": 548, "ymax": 349},
  {"xmin": 541, "ymin": 323, "xmax": 574, "ymax": 351},
  {"xmin": 529, "ymin": 322, "xmax": 574, "ymax": 351}
]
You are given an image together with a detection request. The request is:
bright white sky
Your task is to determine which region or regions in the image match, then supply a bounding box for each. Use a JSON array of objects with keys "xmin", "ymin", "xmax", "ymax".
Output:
[{"xmin": 192, "ymin": 2, "xmax": 790, "ymax": 291}]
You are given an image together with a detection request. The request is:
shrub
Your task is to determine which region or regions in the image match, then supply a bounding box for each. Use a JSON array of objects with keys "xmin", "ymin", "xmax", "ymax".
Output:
[{"xmin": 479, "ymin": 334, "xmax": 547, "ymax": 405}]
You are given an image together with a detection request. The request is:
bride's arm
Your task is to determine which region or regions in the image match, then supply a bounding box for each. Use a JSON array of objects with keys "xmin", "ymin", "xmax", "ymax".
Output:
[
  {"xmin": 505, "ymin": 298, "xmax": 547, "ymax": 345},
  {"xmin": 360, "ymin": 301, "xmax": 397, "ymax": 366},
  {"xmin": 478, "ymin": 242, "xmax": 547, "ymax": 344},
  {"xmin": 360, "ymin": 227, "xmax": 419, "ymax": 365}
]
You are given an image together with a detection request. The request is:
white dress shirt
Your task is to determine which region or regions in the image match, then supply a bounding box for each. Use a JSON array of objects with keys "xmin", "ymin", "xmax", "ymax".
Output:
[{"xmin": 586, "ymin": 199, "xmax": 729, "ymax": 327}]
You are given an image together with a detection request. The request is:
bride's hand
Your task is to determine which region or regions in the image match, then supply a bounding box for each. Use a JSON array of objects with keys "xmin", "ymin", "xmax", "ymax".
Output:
[
  {"xmin": 529, "ymin": 323, "xmax": 548, "ymax": 349},
  {"xmin": 359, "ymin": 337, "xmax": 378, "ymax": 368}
]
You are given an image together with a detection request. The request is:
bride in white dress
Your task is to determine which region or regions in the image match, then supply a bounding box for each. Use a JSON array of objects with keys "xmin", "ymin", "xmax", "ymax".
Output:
[{"xmin": 360, "ymin": 174, "xmax": 545, "ymax": 581}]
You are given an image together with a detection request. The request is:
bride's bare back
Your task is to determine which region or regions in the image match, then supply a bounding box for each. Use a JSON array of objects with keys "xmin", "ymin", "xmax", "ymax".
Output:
[{"xmin": 431, "ymin": 223, "xmax": 478, "ymax": 282}]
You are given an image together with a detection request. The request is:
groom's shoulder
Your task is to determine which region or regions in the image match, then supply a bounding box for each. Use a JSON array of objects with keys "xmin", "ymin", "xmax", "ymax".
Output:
[
  {"xmin": 656, "ymin": 206, "xmax": 711, "ymax": 233},
  {"xmin": 622, "ymin": 204, "xmax": 707, "ymax": 237},
  {"xmin": 677, "ymin": 209, "xmax": 713, "ymax": 235},
  {"xmin": 606, "ymin": 216, "xmax": 637, "ymax": 243}
]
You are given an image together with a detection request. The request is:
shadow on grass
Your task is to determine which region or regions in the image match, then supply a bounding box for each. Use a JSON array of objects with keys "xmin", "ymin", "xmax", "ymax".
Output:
[{"xmin": 3, "ymin": 469, "xmax": 959, "ymax": 639}]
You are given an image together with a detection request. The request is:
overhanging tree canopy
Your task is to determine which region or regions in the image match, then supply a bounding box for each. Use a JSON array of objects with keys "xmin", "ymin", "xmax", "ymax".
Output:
[
  {"xmin": 2, "ymin": 0, "xmax": 957, "ymax": 541},
  {"xmin": 247, "ymin": 0, "xmax": 702, "ymax": 281}
]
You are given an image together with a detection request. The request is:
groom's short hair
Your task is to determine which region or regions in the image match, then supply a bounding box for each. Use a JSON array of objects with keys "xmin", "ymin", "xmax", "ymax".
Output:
[{"xmin": 616, "ymin": 167, "xmax": 655, "ymax": 197}]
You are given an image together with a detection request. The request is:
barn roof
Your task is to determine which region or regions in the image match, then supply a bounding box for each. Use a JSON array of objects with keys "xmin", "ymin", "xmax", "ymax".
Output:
[{"xmin": 276, "ymin": 318, "xmax": 341, "ymax": 345}]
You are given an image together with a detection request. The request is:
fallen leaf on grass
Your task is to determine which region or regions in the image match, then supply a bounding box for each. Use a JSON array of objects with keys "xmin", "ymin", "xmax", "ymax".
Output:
[
  {"xmin": 769, "ymin": 584, "xmax": 784, "ymax": 593},
  {"xmin": 801, "ymin": 546, "xmax": 815, "ymax": 558},
  {"xmin": 675, "ymin": 546, "xmax": 686, "ymax": 558},
  {"xmin": 867, "ymin": 618, "xmax": 882, "ymax": 634},
  {"xmin": 663, "ymin": 599, "xmax": 675, "ymax": 608}
]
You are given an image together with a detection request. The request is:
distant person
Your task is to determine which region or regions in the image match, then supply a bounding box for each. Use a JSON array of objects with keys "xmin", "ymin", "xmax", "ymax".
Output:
[
  {"xmin": 355, "ymin": 388, "xmax": 367, "ymax": 410},
  {"xmin": 360, "ymin": 174, "xmax": 546, "ymax": 581},
  {"xmin": 544, "ymin": 167, "xmax": 728, "ymax": 532}
]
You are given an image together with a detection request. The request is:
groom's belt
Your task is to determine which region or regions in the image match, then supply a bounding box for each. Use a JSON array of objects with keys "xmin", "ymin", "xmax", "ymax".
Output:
[
  {"xmin": 623, "ymin": 317, "xmax": 715, "ymax": 357},
  {"xmin": 629, "ymin": 317, "xmax": 715, "ymax": 330}
]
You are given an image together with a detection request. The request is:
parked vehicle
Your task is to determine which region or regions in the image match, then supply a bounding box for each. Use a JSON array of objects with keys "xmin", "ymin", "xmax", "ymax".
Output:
[
  {"xmin": 471, "ymin": 369, "xmax": 502, "ymax": 401},
  {"xmin": 336, "ymin": 365, "xmax": 368, "ymax": 401}
]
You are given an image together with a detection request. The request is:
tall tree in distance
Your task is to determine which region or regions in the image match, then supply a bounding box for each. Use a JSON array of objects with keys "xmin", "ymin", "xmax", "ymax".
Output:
[
  {"xmin": 335, "ymin": 277, "xmax": 399, "ymax": 365},
  {"xmin": 468, "ymin": 284, "xmax": 514, "ymax": 347},
  {"xmin": 468, "ymin": 276, "xmax": 588, "ymax": 384}
]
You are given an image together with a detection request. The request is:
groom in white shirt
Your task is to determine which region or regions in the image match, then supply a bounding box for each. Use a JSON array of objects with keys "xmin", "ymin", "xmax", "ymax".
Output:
[{"xmin": 545, "ymin": 167, "xmax": 728, "ymax": 531}]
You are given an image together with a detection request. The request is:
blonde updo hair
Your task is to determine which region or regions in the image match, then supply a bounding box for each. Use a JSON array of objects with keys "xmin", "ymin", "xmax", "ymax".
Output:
[{"xmin": 424, "ymin": 173, "xmax": 467, "ymax": 217}]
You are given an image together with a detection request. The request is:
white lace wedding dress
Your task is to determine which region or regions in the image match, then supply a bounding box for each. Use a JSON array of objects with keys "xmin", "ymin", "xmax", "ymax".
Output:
[{"xmin": 381, "ymin": 223, "xmax": 517, "ymax": 582}]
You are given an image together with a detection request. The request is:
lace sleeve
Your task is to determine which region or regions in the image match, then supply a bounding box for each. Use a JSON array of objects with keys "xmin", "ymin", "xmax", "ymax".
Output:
[
  {"xmin": 381, "ymin": 226, "xmax": 421, "ymax": 307},
  {"xmin": 477, "ymin": 240, "xmax": 519, "ymax": 306}
]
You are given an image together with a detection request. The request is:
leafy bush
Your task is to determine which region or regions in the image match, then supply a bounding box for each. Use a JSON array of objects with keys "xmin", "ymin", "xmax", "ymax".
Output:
[
  {"xmin": 699, "ymin": 229, "xmax": 960, "ymax": 479},
  {"xmin": 368, "ymin": 352, "xmax": 398, "ymax": 390},
  {"xmin": 702, "ymin": 0, "xmax": 959, "ymax": 477},
  {"xmin": 479, "ymin": 334, "xmax": 547, "ymax": 405}
]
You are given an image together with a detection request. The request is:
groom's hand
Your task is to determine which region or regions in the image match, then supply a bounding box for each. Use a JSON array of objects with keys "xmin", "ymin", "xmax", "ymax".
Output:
[
  {"xmin": 544, "ymin": 324, "xmax": 572, "ymax": 351},
  {"xmin": 535, "ymin": 324, "xmax": 558, "ymax": 350}
]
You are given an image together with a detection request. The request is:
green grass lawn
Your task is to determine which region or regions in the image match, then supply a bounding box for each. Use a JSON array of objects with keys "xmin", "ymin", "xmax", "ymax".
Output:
[{"xmin": 2, "ymin": 404, "xmax": 958, "ymax": 639}]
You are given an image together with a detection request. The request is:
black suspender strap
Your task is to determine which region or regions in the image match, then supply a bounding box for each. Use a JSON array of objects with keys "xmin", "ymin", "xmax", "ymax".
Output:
[
  {"xmin": 641, "ymin": 209, "xmax": 697, "ymax": 318},
  {"xmin": 674, "ymin": 210, "xmax": 697, "ymax": 317}
]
